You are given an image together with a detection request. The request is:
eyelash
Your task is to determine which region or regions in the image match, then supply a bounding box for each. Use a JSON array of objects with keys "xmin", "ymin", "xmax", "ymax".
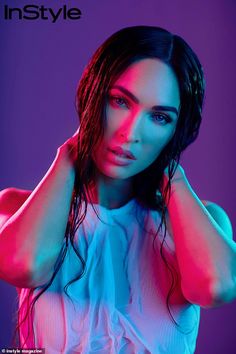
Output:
[
  {"xmin": 108, "ymin": 94, "xmax": 172, "ymax": 125},
  {"xmin": 150, "ymin": 112, "xmax": 172, "ymax": 125},
  {"xmin": 109, "ymin": 95, "xmax": 129, "ymax": 108}
]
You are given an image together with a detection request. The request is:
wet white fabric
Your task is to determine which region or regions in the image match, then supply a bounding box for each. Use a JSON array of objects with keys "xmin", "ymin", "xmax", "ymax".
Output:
[{"xmin": 18, "ymin": 199, "xmax": 200, "ymax": 353}]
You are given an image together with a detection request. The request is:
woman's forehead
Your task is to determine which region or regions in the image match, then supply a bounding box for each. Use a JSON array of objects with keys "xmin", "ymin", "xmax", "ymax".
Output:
[{"xmin": 111, "ymin": 58, "xmax": 180, "ymax": 108}]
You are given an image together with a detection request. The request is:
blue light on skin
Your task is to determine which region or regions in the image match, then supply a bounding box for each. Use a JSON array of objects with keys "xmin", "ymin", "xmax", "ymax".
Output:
[{"xmin": 91, "ymin": 58, "xmax": 180, "ymax": 209}]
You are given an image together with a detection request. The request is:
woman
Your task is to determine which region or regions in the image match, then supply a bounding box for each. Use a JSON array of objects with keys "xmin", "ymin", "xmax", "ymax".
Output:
[{"xmin": 0, "ymin": 26, "xmax": 235, "ymax": 353}]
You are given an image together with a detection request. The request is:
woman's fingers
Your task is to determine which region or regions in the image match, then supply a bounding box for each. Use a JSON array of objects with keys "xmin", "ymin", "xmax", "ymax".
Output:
[
  {"xmin": 160, "ymin": 162, "xmax": 186, "ymax": 194},
  {"xmin": 57, "ymin": 127, "xmax": 80, "ymax": 165},
  {"xmin": 164, "ymin": 162, "xmax": 185, "ymax": 180},
  {"xmin": 72, "ymin": 126, "xmax": 80, "ymax": 138}
]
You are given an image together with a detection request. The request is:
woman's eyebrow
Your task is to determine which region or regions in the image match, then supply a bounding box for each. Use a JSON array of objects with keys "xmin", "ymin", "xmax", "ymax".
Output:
[
  {"xmin": 111, "ymin": 85, "xmax": 179, "ymax": 116},
  {"xmin": 111, "ymin": 85, "xmax": 139, "ymax": 103}
]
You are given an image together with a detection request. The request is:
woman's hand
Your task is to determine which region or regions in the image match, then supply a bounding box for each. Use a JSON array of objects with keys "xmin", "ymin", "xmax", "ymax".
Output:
[
  {"xmin": 162, "ymin": 162, "xmax": 188, "ymax": 196},
  {"xmin": 56, "ymin": 127, "xmax": 80, "ymax": 167}
]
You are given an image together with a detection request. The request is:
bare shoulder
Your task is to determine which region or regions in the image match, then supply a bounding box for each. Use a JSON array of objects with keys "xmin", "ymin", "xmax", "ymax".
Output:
[
  {"xmin": 202, "ymin": 200, "xmax": 233, "ymax": 239},
  {"xmin": 0, "ymin": 188, "xmax": 32, "ymax": 228}
]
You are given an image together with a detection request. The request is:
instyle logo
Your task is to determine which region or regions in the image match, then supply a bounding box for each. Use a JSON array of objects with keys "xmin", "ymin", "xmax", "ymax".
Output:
[{"xmin": 2, "ymin": 3, "xmax": 82, "ymax": 23}]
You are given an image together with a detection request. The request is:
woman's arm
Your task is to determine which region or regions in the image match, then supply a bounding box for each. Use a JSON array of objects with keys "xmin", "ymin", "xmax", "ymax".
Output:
[
  {"xmin": 0, "ymin": 133, "xmax": 78, "ymax": 288},
  {"xmin": 163, "ymin": 165, "xmax": 236, "ymax": 308}
]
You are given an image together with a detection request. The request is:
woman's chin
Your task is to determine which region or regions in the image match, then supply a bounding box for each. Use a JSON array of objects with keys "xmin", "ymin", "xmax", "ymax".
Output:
[{"xmin": 96, "ymin": 165, "xmax": 135, "ymax": 181}]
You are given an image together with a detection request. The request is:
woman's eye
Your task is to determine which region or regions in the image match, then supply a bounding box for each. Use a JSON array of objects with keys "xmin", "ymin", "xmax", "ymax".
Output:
[
  {"xmin": 151, "ymin": 112, "xmax": 172, "ymax": 125},
  {"xmin": 109, "ymin": 95, "xmax": 129, "ymax": 108}
]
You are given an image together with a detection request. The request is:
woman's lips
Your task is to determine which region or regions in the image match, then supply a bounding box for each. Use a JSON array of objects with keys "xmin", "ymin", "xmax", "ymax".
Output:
[
  {"xmin": 108, "ymin": 146, "xmax": 136, "ymax": 160},
  {"xmin": 107, "ymin": 146, "xmax": 136, "ymax": 166}
]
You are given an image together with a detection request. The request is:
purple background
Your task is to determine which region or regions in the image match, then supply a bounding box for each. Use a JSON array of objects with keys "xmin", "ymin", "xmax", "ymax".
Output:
[{"xmin": 0, "ymin": 0, "xmax": 235, "ymax": 352}]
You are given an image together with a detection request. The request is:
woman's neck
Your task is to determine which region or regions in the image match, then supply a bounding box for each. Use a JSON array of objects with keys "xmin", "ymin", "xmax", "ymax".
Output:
[{"xmin": 87, "ymin": 173, "xmax": 134, "ymax": 209}]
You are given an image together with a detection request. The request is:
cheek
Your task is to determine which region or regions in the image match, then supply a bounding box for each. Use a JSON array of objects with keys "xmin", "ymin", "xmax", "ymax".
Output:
[
  {"xmin": 105, "ymin": 107, "xmax": 129, "ymax": 138},
  {"xmin": 143, "ymin": 128, "xmax": 175, "ymax": 156}
]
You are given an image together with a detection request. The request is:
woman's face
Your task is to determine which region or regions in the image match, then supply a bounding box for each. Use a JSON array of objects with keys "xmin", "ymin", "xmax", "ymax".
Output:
[{"xmin": 93, "ymin": 58, "xmax": 180, "ymax": 180}]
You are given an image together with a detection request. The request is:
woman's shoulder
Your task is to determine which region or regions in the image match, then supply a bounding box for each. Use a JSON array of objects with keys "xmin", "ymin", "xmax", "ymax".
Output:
[
  {"xmin": 0, "ymin": 187, "xmax": 32, "ymax": 228},
  {"xmin": 201, "ymin": 200, "xmax": 233, "ymax": 239}
]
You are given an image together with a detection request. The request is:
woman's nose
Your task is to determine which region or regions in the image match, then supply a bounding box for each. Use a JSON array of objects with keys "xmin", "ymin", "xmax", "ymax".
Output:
[{"xmin": 119, "ymin": 111, "xmax": 143, "ymax": 143}]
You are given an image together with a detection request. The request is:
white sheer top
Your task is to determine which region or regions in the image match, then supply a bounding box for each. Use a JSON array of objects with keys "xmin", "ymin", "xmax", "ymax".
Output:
[{"xmin": 19, "ymin": 199, "xmax": 200, "ymax": 353}]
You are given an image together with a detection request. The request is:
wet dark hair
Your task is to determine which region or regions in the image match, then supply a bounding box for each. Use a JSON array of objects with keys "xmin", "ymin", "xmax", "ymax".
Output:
[
  {"xmin": 16, "ymin": 26, "xmax": 205, "ymax": 346},
  {"xmin": 76, "ymin": 25, "xmax": 204, "ymax": 206}
]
